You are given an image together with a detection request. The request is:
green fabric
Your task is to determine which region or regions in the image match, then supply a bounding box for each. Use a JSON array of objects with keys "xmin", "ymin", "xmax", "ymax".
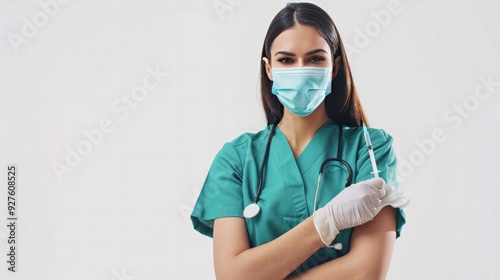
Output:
[{"xmin": 191, "ymin": 120, "xmax": 406, "ymax": 273}]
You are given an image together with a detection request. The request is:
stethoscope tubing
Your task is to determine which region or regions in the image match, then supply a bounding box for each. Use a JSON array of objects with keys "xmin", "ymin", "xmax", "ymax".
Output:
[
  {"xmin": 254, "ymin": 123, "xmax": 277, "ymax": 204},
  {"xmin": 251, "ymin": 122, "xmax": 351, "ymax": 207}
]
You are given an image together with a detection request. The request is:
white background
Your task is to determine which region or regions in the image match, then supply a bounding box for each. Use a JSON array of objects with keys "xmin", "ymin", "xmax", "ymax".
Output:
[{"xmin": 1, "ymin": 0, "xmax": 499, "ymax": 279}]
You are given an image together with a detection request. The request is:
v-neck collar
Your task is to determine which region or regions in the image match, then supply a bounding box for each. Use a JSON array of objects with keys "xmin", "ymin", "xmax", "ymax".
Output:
[
  {"xmin": 275, "ymin": 119, "xmax": 338, "ymax": 174},
  {"xmin": 268, "ymin": 119, "xmax": 339, "ymax": 218}
]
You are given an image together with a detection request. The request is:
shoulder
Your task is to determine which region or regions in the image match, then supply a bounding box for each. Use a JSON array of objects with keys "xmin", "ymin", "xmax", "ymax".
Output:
[
  {"xmin": 215, "ymin": 125, "xmax": 273, "ymax": 163},
  {"xmin": 223, "ymin": 125, "xmax": 272, "ymax": 150},
  {"xmin": 341, "ymin": 125, "xmax": 394, "ymax": 147}
]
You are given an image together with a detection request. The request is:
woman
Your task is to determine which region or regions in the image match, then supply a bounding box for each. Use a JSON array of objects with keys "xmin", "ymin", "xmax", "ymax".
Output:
[{"xmin": 191, "ymin": 3, "xmax": 408, "ymax": 279}]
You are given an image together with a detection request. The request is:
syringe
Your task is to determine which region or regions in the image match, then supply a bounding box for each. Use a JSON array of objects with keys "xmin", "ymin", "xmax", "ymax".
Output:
[{"xmin": 362, "ymin": 123, "xmax": 380, "ymax": 178}]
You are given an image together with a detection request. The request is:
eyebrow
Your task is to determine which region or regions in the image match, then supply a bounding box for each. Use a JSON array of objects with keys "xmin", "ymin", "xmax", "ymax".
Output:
[{"xmin": 274, "ymin": 49, "xmax": 328, "ymax": 56}]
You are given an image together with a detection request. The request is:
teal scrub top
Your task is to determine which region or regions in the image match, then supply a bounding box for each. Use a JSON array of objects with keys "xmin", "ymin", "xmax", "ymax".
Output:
[{"xmin": 191, "ymin": 120, "xmax": 406, "ymax": 273}]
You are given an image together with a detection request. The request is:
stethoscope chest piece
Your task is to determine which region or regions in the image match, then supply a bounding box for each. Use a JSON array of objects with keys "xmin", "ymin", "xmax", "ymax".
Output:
[{"xmin": 243, "ymin": 203, "xmax": 260, "ymax": 219}]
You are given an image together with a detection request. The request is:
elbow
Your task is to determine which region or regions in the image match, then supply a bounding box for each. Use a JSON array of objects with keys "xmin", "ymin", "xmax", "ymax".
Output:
[
  {"xmin": 215, "ymin": 264, "xmax": 241, "ymax": 280},
  {"xmin": 215, "ymin": 269, "xmax": 239, "ymax": 280},
  {"xmin": 215, "ymin": 273, "xmax": 233, "ymax": 280}
]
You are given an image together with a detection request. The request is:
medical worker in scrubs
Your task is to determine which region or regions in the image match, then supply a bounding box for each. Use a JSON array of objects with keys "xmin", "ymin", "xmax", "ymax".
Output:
[{"xmin": 191, "ymin": 3, "xmax": 409, "ymax": 279}]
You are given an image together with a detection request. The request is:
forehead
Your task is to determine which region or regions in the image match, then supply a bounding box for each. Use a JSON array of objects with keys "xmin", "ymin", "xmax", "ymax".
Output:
[{"xmin": 270, "ymin": 24, "xmax": 329, "ymax": 55}]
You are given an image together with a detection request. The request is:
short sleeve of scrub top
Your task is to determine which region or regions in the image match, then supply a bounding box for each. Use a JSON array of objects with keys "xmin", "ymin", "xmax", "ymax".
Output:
[
  {"xmin": 191, "ymin": 121, "xmax": 406, "ymax": 273},
  {"xmin": 190, "ymin": 141, "xmax": 245, "ymax": 237},
  {"xmin": 350, "ymin": 127, "xmax": 406, "ymax": 238}
]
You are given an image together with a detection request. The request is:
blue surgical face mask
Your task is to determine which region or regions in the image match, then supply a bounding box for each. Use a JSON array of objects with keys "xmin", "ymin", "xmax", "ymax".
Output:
[{"xmin": 271, "ymin": 67, "xmax": 332, "ymax": 117}]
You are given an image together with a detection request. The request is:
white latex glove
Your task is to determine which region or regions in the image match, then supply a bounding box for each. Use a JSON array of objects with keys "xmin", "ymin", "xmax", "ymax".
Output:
[
  {"xmin": 377, "ymin": 183, "xmax": 410, "ymax": 211},
  {"xmin": 312, "ymin": 178, "xmax": 386, "ymax": 246}
]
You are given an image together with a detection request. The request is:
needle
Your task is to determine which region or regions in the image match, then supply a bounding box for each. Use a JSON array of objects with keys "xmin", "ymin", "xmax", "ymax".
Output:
[{"xmin": 362, "ymin": 123, "xmax": 380, "ymax": 178}]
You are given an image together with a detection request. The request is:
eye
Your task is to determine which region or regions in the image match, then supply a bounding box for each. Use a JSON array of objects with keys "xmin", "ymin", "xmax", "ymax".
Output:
[
  {"xmin": 277, "ymin": 57, "xmax": 294, "ymax": 64},
  {"xmin": 310, "ymin": 56, "xmax": 326, "ymax": 62}
]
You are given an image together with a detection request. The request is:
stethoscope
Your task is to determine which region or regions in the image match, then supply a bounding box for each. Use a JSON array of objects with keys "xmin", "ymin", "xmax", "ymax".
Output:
[
  {"xmin": 243, "ymin": 122, "xmax": 352, "ymax": 250},
  {"xmin": 243, "ymin": 122, "xmax": 352, "ymax": 218}
]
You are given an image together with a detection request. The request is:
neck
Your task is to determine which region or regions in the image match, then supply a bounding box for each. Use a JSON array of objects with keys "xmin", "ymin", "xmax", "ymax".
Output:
[{"xmin": 278, "ymin": 103, "xmax": 329, "ymax": 155}]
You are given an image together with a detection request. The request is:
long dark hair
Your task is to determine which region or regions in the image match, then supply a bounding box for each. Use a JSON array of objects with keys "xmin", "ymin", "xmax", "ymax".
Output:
[{"xmin": 260, "ymin": 2, "xmax": 368, "ymax": 127}]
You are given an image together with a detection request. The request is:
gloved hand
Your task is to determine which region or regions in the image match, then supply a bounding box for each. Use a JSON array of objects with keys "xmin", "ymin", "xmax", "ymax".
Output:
[
  {"xmin": 313, "ymin": 178, "xmax": 411, "ymax": 246},
  {"xmin": 312, "ymin": 178, "xmax": 386, "ymax": 246},
  {"xmin": 377, "ymin": 182, "xmax": 410, "ymax": 211}
]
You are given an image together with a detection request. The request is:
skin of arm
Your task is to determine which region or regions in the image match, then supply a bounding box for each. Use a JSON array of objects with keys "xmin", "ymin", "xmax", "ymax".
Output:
[
  {"xmin": 292, "ymin": 206, "xmax": 398, "ymax": 280},
  {"xmin": 213, "ymin": 206, "xmax": 397, "ymax": 280},
  {"xmin": 213, "ymin": 216, "xmax": 324, "ymax": 280}
]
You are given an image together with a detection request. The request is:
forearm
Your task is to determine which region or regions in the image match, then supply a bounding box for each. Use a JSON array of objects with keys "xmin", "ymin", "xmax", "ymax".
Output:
[
  {"xmin": 292, "ymin": 252, "xmax": 370, "ymax": 280},
  {"xmin": 214, "ymin": 217, "xmax": 323, "ymax": 280},
  {"xmin": 293, "ymin": 207, "xmax": 397, "ymax": 280}
]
